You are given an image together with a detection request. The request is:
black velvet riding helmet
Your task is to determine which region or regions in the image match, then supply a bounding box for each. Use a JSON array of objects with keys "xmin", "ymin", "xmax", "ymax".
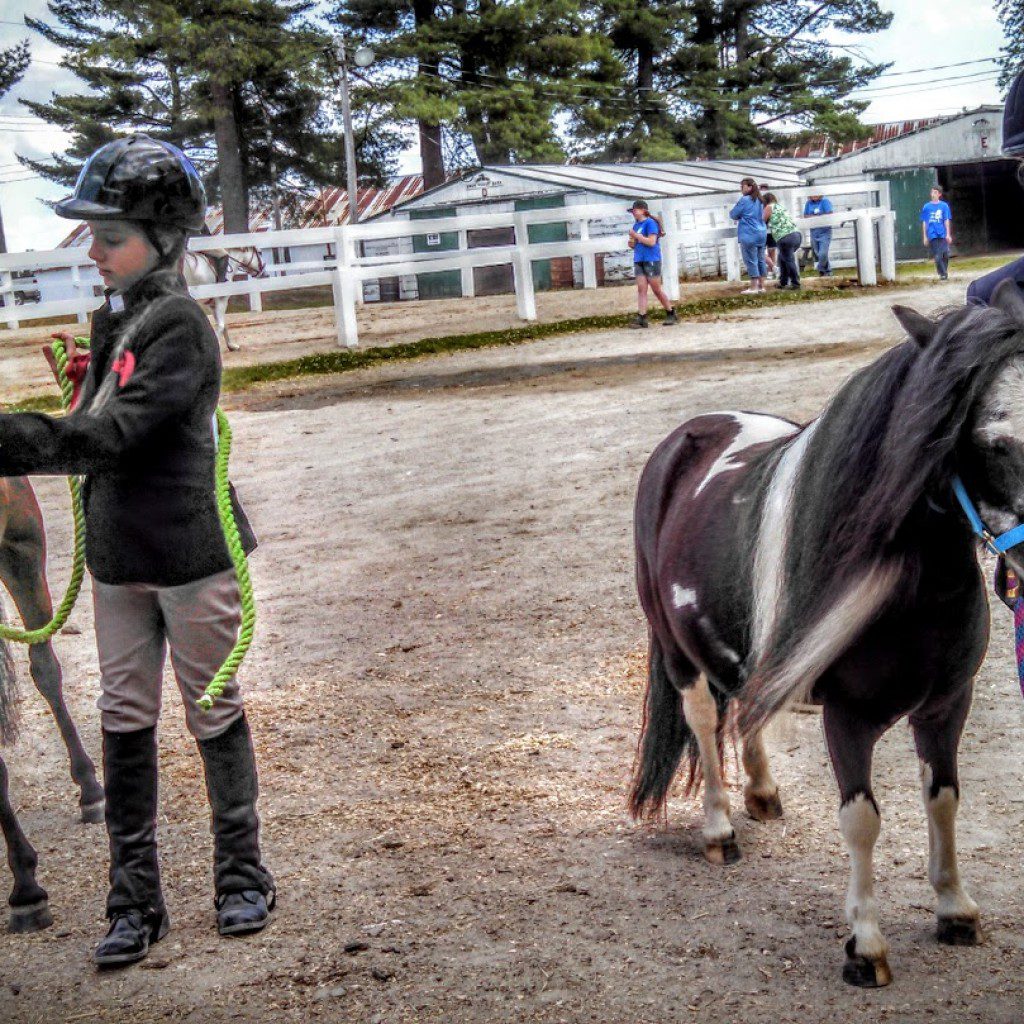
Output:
[{"xmin": 56, "ymin": 135, "xmax": 206, "ymax": 233}]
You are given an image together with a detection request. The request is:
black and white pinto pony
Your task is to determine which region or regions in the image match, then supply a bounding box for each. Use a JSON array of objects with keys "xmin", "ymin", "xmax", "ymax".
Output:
[
  {"xmin": 630, "ymin": 281, "xmax": 1024, "ymax": 988},
  {"xmin": 181, "ymin": 245, "xmax": 265, "ymax": 353}
]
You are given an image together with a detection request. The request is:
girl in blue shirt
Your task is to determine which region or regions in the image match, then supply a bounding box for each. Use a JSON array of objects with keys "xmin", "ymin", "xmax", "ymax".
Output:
[
  {"xmin": 627, "ymin": 200, "xmax": 677, "ymax": 328},
  {"xmin": 730, "ymin": 179, "xmax": 768, "ymax": 294}
]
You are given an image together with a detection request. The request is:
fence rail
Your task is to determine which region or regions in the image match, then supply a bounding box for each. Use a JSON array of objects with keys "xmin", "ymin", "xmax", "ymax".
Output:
[{"xmin": 0, "ymin": 182, "xmax": 895, "ymax": 347}]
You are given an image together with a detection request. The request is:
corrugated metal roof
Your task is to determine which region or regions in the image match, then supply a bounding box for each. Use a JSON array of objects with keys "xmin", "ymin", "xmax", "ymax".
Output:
[
  {"xmin": 771, "ymin": 106, "xmax": 1004, "ymax": 161},
  {"xmin": 58, "ymin": 175, "xmax": 424, "ymax": 247},
  {"xmin": 488, "ymin": 158, "xmax": 818, "ymax": 198}
]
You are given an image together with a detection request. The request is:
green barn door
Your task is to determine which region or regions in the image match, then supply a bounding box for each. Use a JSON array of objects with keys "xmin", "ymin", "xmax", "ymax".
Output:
[
  {"xmin": 880, "ymin": 169, "xmax": 938, "ymax": 260},
  {"xmin": 410, "ymin": 207, "xmax": 461, "ymax": 299},
  {"xmin": 515, "ymin": 194, "xmax": 567, "ymax": 290}
]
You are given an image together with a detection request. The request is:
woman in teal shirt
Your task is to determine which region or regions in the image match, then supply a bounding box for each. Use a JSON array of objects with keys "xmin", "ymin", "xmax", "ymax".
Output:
[{"xmin": 763, "ymin": 193, "xmax": 802, "ymax": 290}]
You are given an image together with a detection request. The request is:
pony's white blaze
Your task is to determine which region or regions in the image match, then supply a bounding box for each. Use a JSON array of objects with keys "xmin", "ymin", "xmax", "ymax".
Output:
[
  {"xmin": 839, "ymin": 795, "xmax": 889, "ymax": 970},
  {"xmin": 973, "ymin": 358, "xmax": 1024, "ymax": 445},
  {"xmin": 671, "ymin": 584, "xmax": 697, "ymax": 609},
  {"xmin": 694, "ymin": 412, "xmax": 797, "ymax": 496},
  {"xmin": 750, "ymin": 420, "xmax": 819, "ymax": 659}
]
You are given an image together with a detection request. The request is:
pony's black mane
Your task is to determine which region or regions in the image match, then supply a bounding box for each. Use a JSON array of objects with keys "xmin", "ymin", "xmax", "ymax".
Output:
[{"xmin": 767, "ymin": 302, "xmax": 1024, "ymax": 674}]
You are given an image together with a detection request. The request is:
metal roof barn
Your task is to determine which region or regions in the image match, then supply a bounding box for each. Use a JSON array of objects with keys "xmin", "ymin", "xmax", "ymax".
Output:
[{"xmin": 805, "ymin": 106, "xmax": 1020, "ymax": 258}]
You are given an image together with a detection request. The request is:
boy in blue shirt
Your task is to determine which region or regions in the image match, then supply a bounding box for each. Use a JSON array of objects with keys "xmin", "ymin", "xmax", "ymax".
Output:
[
  {"xmin": 920, "ymin": 187, "xmax": 952, "ymax": 279},
  {"xmin": 802, "ymin": 193, "xmax": 834, "ymax": 276},
  {"xmin": 627, "ymin": 200, "xmax": 677, "ymax": 328}
]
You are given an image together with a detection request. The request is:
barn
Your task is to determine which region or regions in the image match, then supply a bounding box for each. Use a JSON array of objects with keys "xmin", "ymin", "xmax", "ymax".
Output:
[{"xmin": 804, "ymin": 106, "xmax": 1021, "ymax": 259}]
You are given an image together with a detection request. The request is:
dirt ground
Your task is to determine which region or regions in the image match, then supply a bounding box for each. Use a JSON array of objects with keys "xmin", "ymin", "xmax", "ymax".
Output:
[{"xmin": 1, "ymin": 276, "xmax": 1023, "ymax": 1024}]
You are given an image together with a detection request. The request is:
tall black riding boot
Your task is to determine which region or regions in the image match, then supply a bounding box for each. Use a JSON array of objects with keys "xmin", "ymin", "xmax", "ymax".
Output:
[
  {"xmin": 94, "ymin": 726, "xmax": 169, "ymax": 967},
  {"xmin": 196, "ymin": 714, "xmax": 275, "ymax": 936}
]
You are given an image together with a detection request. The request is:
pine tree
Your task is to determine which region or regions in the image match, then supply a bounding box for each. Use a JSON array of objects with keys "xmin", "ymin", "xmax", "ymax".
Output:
[
  {"xmin": 21, "ymin": 1, "xmax": 391, "ymax": 231},
  {"xmin": 332, "ymin": 0, "xmax": 616, "ymax": 182},
  {"xmin": 996, "ymin": 0, "xmax": 1024, "ymax": 89},
  {"xmin": 580, "ymin": 0, "xmax": 890, "ymax": 160}
]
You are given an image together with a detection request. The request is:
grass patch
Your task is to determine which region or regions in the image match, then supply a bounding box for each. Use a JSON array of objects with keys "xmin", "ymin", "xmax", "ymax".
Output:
[{"xmin": 0, "ymin": 276, "xmax": 924, "ymax": 413}]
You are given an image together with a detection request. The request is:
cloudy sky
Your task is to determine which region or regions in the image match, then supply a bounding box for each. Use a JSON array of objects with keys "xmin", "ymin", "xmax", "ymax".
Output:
[{"xmin": 0, "ymin": 0, "xmax": 1009, "ymax": 252}]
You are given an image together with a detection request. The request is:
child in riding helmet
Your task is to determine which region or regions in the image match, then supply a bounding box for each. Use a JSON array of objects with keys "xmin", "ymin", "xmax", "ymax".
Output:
[{"xmin": 0, "ymin": 135, "xmax": 274, "ymax": 966}]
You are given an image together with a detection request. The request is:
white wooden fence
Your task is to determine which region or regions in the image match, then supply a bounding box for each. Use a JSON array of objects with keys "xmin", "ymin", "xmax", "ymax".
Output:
[{"xmin": 0, "ymin": 181, "xmax": 895, "ymax": 348}]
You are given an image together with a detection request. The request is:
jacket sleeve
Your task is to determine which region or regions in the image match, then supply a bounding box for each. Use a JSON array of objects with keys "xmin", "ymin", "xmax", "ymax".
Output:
[
  {"xmin": 0, "ymin": 299, "xmax": 211, "ymax": 477},
  {"xmin": 729, "ymin": 198, "xmax": 744, "ymax": 221}
]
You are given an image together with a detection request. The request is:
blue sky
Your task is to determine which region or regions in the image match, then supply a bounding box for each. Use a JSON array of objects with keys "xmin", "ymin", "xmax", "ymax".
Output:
[{"xmin": 0, "ymin": 0, "xmax": 1009, "ymax": 252}]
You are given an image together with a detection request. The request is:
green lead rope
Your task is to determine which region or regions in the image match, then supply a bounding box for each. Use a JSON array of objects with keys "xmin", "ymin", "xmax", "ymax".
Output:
[
  {"xmin": 0, "ymin": 338, "xmax": 255, "ymax": 713},
  {"xmin": 200, "ymin": 407, "xmax": 256, "ymax": 711}
]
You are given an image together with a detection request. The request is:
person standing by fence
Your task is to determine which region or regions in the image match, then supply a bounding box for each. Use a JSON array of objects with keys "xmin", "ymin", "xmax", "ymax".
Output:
[
  {"xmin": 920, "ymin": 186, "xmax": 953, "ymax": 280},
  {"xmin": 627, "ymin": 200, "xmax": 678, "ymax": 328},
  {"xmin": 730, "ymin": 179, "xmax": 767, "ymax": 295},
  {"xmin": 762, "ymin": 193, "xmax": 802, "ymax": 290},
  {"xmin": 803, "ymin": 192, "xmax": 834, "ymax": 276}
]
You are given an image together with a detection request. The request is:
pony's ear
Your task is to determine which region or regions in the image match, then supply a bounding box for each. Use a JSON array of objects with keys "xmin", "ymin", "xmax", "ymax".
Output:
[
  {"xmin": 992, "ymin": 278, "xmax": 1024, "ymax": 326},
  {"xmin": 891, "ymin": 305, "xmax": 937, "ymax": 348}
]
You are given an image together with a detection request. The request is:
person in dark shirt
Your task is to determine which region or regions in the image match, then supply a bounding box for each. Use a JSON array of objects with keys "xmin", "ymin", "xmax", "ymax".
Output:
[
  {"xmin": 968, "ymin": 70, "xmax": 1024, "ymax": 305},
  {"xmin": 0, "ymin": 136, "xmax": 274, "ymax": 966}
]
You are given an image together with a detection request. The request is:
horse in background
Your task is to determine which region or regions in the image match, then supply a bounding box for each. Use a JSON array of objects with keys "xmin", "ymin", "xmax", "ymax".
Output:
[
  {"xmin": 0, "ymin": 476, "xmax": 104, "ymax": 933},
  {"xmin": 181, "ymin": 245, "xmax": 265, "ymax": 353},
  {"xmin": 630, "ymin": 282, "xmax": 1024, "ymax": 987}
]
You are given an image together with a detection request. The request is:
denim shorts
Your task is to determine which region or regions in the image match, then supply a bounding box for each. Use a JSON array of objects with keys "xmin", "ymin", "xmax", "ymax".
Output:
[{"xmin": 635, "ymin": 260, "xmax": 662, "ymax": 279}]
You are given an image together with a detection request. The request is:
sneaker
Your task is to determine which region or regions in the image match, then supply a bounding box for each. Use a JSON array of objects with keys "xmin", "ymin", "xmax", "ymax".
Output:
[
  {"xmin": 739, "ymin": 288, "xmax": 761, "ymax": 295},
  {"xmin": 662, "ymin": 309, "xmax": 678, "ymax": 325},
  {"xmin": 628, "ymin": 314, "xmax": 649, "ymax": 329}
]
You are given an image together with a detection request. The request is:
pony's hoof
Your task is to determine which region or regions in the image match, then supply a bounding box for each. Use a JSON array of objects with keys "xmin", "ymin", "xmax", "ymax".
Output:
[
  {"xmin": 842, "ymin": 938, "xmax": 892, "ymax": 987},
  {"xmin": 744, "ymin": 789, "xmax": 784, "ymax": 821},
  {"xmin": 9, "ymin": 900, "xmax": 53, "ymax": 934},
  {"xmin": 226, "ymin": 342, "xmax": 241, "ymax": 352},
  {"xmin": 704, "ymin": 834, "xmax": 742, "ymax": 865},
  {"xmin": 937, "ymin": 916, "xmax": 980, "ymax": 946},
  {"xmin": 80, "ymin": 800, "xmax": 105, "ymax": 825}
]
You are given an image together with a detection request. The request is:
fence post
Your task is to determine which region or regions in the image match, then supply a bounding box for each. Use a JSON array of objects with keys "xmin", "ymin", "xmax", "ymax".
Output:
[
  {"xmin": 579, "ymin": 218, "xmax": 598, "ymax": 289},
  {"xmin": 458, "ymin": 228, "xmax": 475, "ymax": 298},
  {"xmin": 248, "ymin": 281, "xmax": 264, "ymax": 313},
  {"xmin": 71, "ymin": 264, "xmax": 88, "ymax": 325},
  {"xmin": 724, "ymin": 238, "xmax": 741, "ymax": 282},
  {"xmin": 512, "ymin": 213, "xmax": 537, "ymax": 320},
  {"xmin": 878, "ymin": 211, "xmax": 897, "ymax": 283},
  {"xmin": 333, "ymin": 226, "xmax": 359, "ymax": 347},
  {"xmin": 658, "ymin": 201, "xmax": 681, "ymax": 302},
  {"xmin": 1, "ymin": 271, "xmax": 18, "ymax": 330},
  {"xmin": 854, "ymin": 214, "xmax": 877, "ymax": 286}
]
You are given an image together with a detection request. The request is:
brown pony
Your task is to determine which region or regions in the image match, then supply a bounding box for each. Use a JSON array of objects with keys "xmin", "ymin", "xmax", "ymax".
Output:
[{"xmin": 0, "ymin": 476, "xmax": 103, "ymax": 933}]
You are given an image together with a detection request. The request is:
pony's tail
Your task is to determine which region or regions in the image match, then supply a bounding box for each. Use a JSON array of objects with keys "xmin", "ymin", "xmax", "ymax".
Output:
[
  {"xmin": 0, "ymin": 601, "xmax": 19, "ymax": 746},
  {"xmin": 629, "ymin": 639, "xmax": 695, "ymax": 820},
  {"xmin": 739, "ymin": 560, "xmax": 902, "ymax": 736}
]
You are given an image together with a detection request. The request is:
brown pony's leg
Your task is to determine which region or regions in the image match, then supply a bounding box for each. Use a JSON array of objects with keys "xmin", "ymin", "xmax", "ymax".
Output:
[
  {"xmin": 910, "ymin": 687, "xmax": 980, "ymax": 946},
  {"xmin": 0, "ymin": 481, "xmax": 104, "ymax": 822},
  {"xmin": 742, "ymin": 730, "xmax": 783, "ymax": 821},
  {"xmin": 683, "ymin": 676, "xmax": 739, "ymax": 864},
  {"xmin": 822, "ymin": 701, "xmax": 892, "ymax": 988},
  {"xmin": 0, "ymin": 755, "xmax": 52, "ymax": 932}
]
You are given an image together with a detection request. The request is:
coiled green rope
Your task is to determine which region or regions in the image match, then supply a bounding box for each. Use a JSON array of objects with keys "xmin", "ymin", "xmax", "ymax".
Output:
[
  {"xmin": 0, "ymin": 338, "xmax": 255, "ymax": 712},
  {"xmin": 198, "ymin": 407, "xmax": 256, "ymax": 712},
  {"xmin": 0, "ymin": 338, "xmax": 87, "ymax": 645}
]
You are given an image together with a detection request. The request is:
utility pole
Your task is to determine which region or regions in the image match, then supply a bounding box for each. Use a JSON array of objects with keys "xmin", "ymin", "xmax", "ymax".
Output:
[{"xmin": 333, "ymin": 38, "xmax": 361, "ymax": 226}]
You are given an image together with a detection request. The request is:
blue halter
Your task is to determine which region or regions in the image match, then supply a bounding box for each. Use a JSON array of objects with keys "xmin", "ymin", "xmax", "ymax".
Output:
[{"xmin": 952, "ymin": 476, "xmax": 1024, "ymax": 554}]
